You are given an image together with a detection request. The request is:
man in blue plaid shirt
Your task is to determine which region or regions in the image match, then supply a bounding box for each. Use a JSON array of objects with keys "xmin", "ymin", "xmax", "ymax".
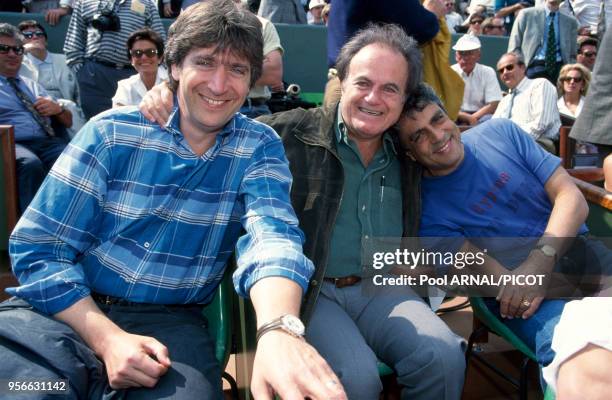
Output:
[{"xmin": 0, "ymin": 2, "xmax": 346, "ymax": 399}]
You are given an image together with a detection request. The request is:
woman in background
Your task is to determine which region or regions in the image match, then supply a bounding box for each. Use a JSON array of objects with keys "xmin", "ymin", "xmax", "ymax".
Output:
[{"xmin": 112, "ymin": 28, "xmax": 167, "ymax": 108}]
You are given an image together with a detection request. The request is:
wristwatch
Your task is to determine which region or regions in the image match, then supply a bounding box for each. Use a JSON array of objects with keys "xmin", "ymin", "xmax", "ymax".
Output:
[
  {"xmin": 534, "ymin": 244, "xmax": 557, "ymax": 262},
  {"xmin": 256, "ymin": 314, "xmax": 305, "ymax": 342}
]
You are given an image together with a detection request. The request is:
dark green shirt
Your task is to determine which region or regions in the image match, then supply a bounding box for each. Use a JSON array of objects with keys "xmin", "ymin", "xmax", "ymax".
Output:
[{"xmin": 325, "ymin": 107, "xmax": 404, "ymax": 278}]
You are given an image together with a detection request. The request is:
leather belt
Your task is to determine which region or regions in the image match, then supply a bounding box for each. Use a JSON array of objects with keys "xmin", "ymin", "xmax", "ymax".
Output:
[
  {"xmin": 324, "ymin": 275, "xmax": 362, "ymax": 288},
  {"xmin": 88, "ymin": 58, "xmax": 133, "ymax": 70},
  {"xmin": 90, "ymin": 292, "xmax": 199, "ymax": 308},
  {"xmin": 242, "ymin": 97, "xmax": 268, "ymax": 107}
]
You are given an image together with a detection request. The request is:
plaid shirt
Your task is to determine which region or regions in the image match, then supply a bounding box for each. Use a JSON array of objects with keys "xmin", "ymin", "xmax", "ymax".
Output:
[{"xmin": 8, "ymin": 106, "xmax": 313, "ymax": 314}]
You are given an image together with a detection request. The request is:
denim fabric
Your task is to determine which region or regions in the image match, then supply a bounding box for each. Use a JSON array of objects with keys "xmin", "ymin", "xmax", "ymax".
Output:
[
  {"xmin": 0, "ymin": 298, "xmax": 222, "ymax": 399},
  {"xmin": 239, "ymin": 104, "xmax": 271, "ymax": 119}
]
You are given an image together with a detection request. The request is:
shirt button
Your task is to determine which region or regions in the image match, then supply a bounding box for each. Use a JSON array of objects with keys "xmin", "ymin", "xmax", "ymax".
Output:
[
  {"xmin": 365, "ymin": 235, "xmax": 369, "ymax": 240},
  {"xmin": 144, "ymin": 242, "xmax": 150, "ymax": 248},
  {"xmin": 362, "ymin": 205, "xmax": 366, "ymax": 212}
]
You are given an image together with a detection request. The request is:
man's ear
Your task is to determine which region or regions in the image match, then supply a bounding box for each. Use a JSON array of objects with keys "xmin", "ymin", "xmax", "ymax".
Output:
[{"xmin": 170, "ymin": 64, "xmax": 180, "ymax": 82}]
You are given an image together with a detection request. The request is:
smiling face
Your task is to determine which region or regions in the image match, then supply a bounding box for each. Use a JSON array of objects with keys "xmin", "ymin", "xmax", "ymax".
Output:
[
  {"xmin": 0, "ymin": 35, "xmax": 23, "ymax": 78},
  {"xmin": 398, "ymin": 103, "xmax": 464, "ymax": 177},
  {"xmin": 130, "ymin": 39, "xmax": 161, "ymax": 75},
  {"xmin": 170, "ymin": 46, "xmax": 250, "ymax": 137},
  {"xmin": 340, "ymin": 43, "xmax": 408, "ymax": 145},
  {"xmin": 497, "ymin": 54, "xmax": 526, "ymax": 90}
]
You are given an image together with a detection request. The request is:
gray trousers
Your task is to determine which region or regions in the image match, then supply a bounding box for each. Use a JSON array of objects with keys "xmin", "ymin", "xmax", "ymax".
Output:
[
  {"xmin": 306, "ymin": 280, "xmax": 466, "ymax": 400},
  {"xmin": 0, "ymin": 298, "xmax": 222, "ymax": 399}
]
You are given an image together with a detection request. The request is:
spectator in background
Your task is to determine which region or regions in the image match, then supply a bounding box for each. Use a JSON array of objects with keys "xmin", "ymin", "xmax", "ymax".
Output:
[
  {"xmin": 18, "ymin": 20, "xmax": 86, "ymax": 138},
  {"xmin": 321, "ymin": 2, "xmax": 330, "ymax": 25},
  {"xmin": 493, "ymin": 52, "xmax": 561, "ymax": 152},
  {"xmin": 0, "ymin": 23, "xmax": 71, "ymax": 213},
  {"xmin": 556, "ymin": 63, "xmax": 591, "ymax": 118},
  {"xmin": 508, "ymin": 0, "xmax": 578, "ymax": 84},
  {"xmin": 112, "ymin": 28, "xmax": 167, "ymax": 108},
  {"xmin": 463, "ymin": 12, "xmax": 486, "ymax": 35},
  {"xmin": 493, "ymin": 0, "xmax": 530, "ymax": 33},
  {"xmin": 559, "ymin": 0, "xmax": 612, "ymax": 36},
  {"xmin": 445, "ymin": 0, "xmax": 465, "ymax": 33},
  {"xmin": 258, "ymin": 0, "xmax": 307, "ymax": 24},
  {"xmin": 308, "ymin": 0, "xmax": 326, "ymax": 25},
  {"xmin": 22, "ymin": 0, "xmax": 73, "ymax": 26},
  {"xmin": 576, "ymin": 37, "xmax": 598, "ymax": 71},
  {"xmin": 481, "ymin": 16, "xmax": 507, "ymax": 35},
  {"xmin": 451, "ymin": 34, "xmax": 501, "ymax": 125},
  {"xmin": 63, "ymin": 0, "xmax": 166, "ymax": 119}
]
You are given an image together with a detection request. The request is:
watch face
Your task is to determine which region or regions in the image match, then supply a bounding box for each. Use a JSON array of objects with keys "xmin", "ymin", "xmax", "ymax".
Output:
[{"xmin": 281, "ymin": 314, "xmax": 305, "ymax": 336}]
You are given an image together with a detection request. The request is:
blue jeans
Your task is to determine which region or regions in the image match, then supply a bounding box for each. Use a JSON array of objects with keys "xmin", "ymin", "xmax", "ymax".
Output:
[{"xmin": 0, "ymin": 298, "xmax": 222, "ymax": 399}]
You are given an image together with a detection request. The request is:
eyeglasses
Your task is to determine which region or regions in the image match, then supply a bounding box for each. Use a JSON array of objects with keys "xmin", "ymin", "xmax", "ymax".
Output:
[
  {"xmin": 22, "ymin": 31, "xmax": 45, "ymax": 39},
  {"xmin": 130, "ymin": 48, "xmax": 159, "ymax": 58},
  {"xmin": 489, "ymin": 24, "xmax": 505, "ymax": 29},
  {"xmin": 0, "ymin": 44, "xmax": 25, "ymax": 55},
  {"xmin": 561, "ymin": 76, "xmax": 583, "ymax": 83},
  {"xmin": 497, "ymin": 63, "xmax": 515, "ymax": 74},
  {"xmin": 579, "ymin": 51, "xmax": 597, "ymax": 57},
  {"xmin": 470, "ymin": 19, "xmax": 484, "ymax": 25}
]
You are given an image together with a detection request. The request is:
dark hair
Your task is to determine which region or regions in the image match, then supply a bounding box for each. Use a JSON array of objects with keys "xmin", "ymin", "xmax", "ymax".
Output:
[
  {"xmin": 0, "ymin": 23, "xmax": 24, "ymax": 45},
  {"xmin": 335, "ymin": 23, "xmax": 422, "ymax": 96},
  {"xmin": 126, "ymin": 28, "xmax": 165, "ymax": 60},
  {"xmin": 165, "ymin": 0, "xmax": 263, "ymax": 91},
  {"xmin": 17, "ymin": 19, "xmax": 47, "ymax": 39},
  {"xmin": 402, "ymin": 83, "xmax": 446, "ymax": 117},
  {"xmin": 578, "ymin": 37, "xmax": 598, "ymax": 52}
]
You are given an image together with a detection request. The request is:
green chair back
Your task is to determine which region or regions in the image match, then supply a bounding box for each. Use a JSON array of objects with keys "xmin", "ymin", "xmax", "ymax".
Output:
[{"xmin": 202, "ymin": 268, "xmax": 233, "ymax": 366}]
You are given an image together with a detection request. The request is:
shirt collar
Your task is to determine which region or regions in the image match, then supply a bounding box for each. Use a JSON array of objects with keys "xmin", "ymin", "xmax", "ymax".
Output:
[{"xmin": 513, "ymin": 76, "xmax": 530, "ymax": 93}]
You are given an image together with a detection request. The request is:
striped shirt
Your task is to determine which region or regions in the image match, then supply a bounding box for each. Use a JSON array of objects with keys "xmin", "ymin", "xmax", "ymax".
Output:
[
  {"xmin": 8, "ymin": 106, "xmax": 314, "ymax": 315},
  {"xmin": 63, "ymin": 0, "xmax": 166, "ymax": 70}
]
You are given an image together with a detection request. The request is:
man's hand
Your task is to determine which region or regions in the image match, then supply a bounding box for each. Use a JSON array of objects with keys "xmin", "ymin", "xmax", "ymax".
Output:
[
  {"xmin": 98, "ymin": 330, "xmax": 171, "ymax": 389},
  {"xmin": 139, "ymin": 82, "xmax": 174, "ymax": 125},
  {"xmin": 163, "ymin": 3, "xmax": 173, "ymax": 17},
  {"xmin": 251, "ymin": 331, "xmax": 347, "ymax": 400},
  {"xmin": 496, "ymin": 250, "xmax": 554, "ymax": 319},
  {"xmin": 45, "ymin": 7, "xmax": 71, "ymax": 25},
  {"xmin": 34, "ymin": 96, "xmax": 63, "ymax": 117}
]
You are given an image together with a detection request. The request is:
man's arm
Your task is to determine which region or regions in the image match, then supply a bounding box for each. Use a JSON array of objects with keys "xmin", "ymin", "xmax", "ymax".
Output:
[
  {"xmin": 62, "ymin": 0, "xmax": 87, "ymax": 71},
  {"xmin": 254, "ymin": 49, "xmax": 283, "ymax": 90},
  {"xmin": 232, "ymin": 128, "xmax": 346, "ymax": 399},
  {"xmin": 526, "ymin": 79, "xmax": 561, "ymax": 138},
  {"xmin": 507, "ymin": 9, "xmax": 526, "ymax": 54},
  {"xmin": 250, "ymin": 278, "xmax": 346, "ymax": 399},
  {"xmin": 34, "ymin": 97, "xmax": 73, "ymax": 128},
  {"xmin": 471, "ymin": 101, "xmax": 500, "ymax": 121}
]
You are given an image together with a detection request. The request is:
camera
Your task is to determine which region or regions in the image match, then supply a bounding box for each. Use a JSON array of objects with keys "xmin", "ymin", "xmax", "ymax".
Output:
[{"xmin": 91, "ymin": 9, "xmax": 120, "ymax": 32}]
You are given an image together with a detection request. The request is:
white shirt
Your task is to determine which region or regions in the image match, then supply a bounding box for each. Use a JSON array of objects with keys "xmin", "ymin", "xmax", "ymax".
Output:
[
  {"xmin": 493, "ymin": 77, "xmax": 561, "ymax": 140},
  {"xmin": 112, "ymin": 67, "xmax": 168, "ymax": 108},
  {"xmin": 560, "ymin": 0, "xmax": 612, "ymax": 32},
  {"xmin": 446, "ymin": 12, "xmax": 464, "ymax": 33},
  {"xmin": 451, "ymin": 63, "xmax": 502, "ymax": 113},
  {"xmin": 542, "ymin": 298, "xmax": 612, "ymax": 393},
  {"xmin": 557, "ymin": 96, "xmax": 585, "ymax": 118}
]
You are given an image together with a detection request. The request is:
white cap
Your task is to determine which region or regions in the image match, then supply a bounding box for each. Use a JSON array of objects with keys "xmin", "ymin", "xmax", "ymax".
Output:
[
  {"xmin": 452, "ymin": 33, "xmax": 481, "ymax": 51},
  {"xmin": 309, "ymin": 0, "xmax": 325, "ymax": 9}
]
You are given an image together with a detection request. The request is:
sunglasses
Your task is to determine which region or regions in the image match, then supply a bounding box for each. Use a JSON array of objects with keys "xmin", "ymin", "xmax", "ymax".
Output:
[
  {"xmin": 130, "ymin": 48, "xmax": 158, "ymax": 58},
  {"xmin": 22, "ymin": 31, "xmax": 45, "ymax": 39},
  {"xmin": 561, "ymin": 76, "xmax": 583, "ymax": 83},
  {"xmin": 0, "ymin": 44, "xmax": 25, "ymax": 55},
  {"xmin": 497, "ymin": 63, "xmax": 515, "ymax": 74},
  {"xmin": 470, "ymin": 19, "xmax": 484, "ymax": 24},
  {"xmin": 489, "ymin": 24, "xmax": 505, "ymax": 29},
  {"xmin": 580, "ymin": 51, "xmax": 597, "ymax": 57}
]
